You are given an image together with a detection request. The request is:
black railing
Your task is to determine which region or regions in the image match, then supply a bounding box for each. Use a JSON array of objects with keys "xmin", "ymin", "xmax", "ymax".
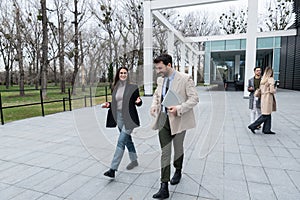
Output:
[{"xmin": 0, "ymin": 86, "xmax": 110, "ymax": 125}]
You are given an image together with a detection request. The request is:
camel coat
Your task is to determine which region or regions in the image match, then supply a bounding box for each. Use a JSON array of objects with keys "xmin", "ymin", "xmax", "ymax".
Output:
[
  {"xmin": 260, "ymin": 77, "xmax": 277, "ymax": 115},
  {"xmin": 151, "ymin": 71, "xmax": 199, "ymax": 135}
]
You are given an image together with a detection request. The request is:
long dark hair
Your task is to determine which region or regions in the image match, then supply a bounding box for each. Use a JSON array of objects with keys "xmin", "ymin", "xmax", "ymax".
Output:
[{"xmin": 112, "ymin": 67, "xmax": 129, "ymax": 89}]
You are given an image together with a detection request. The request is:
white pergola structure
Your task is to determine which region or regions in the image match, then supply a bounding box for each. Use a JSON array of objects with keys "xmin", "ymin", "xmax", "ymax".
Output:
[{"xmin": 143, "ymin": 0, "xmax": 297, "ymax": 97}]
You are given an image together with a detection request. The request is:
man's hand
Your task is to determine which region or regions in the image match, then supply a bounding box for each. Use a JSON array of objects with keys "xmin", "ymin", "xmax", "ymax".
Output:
[
  {"xmin": 168, "ymin": 106, "xmax": 177, "ymax": 115},
  {"xmin": 150, "ymin": 107, "xmax": 157, "ymax": 117}
]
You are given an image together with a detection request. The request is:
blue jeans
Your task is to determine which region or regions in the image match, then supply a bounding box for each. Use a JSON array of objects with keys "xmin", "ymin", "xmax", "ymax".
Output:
[{"xmin": 110, "ymin": 111, "xmax": 138, "ymax": 170}]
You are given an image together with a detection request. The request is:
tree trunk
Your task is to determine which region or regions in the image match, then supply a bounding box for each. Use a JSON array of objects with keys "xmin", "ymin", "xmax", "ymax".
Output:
[
  {"xmin": 41, "ymin": 0, "xmax": 48, "ymax": 98},
  {"xmin": 5, "ymin": 69, "xmax": 9, "ymax": 89},
  {"xmin": 35, "ymin": 42, "xmax": 40, "ymax": 90},
  {"xmin": 59, "ymin": 13, "xmax": 66, "ymax": 93},
  {"xmin": 15, "ymin": 3, "xmax": 25, "ymax": 96},
  {"xmin": 71, "ymin": 0, "xmax": 79, "ymax": 95}
]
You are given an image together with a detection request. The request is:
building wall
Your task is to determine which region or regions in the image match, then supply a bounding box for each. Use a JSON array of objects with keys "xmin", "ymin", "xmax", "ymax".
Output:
[{"xmin": 279, "ymin": 2, "xmax": 300, "ymax": 90}]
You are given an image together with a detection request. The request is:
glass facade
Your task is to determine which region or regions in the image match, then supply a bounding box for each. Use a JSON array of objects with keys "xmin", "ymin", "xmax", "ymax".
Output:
[{"xmin": 205, "ymin": 37, "xmax": 281, "ymax": 86}]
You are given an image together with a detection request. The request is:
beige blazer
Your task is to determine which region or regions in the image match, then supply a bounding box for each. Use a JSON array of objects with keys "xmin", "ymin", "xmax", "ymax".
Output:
[
  {"xmin": 151, "ymin": 71, "xmax": 199, "ymax": 135},
  {"xmin": 260, "ymin": 77, "xmax": 276, "ymax": 115}
]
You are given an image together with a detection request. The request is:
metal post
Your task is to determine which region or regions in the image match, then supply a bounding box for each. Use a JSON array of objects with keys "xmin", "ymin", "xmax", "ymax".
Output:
[
  {"xmin": 63, "ymin": 98, "xmax": 66, "ymax": 111},
  {"xmin": 68, "ymin": 88, "xmax": 72, "ymax": 111},
  {"xmin": 40, "ymin": 89, "xmax": 45, "ymax": 117},
  {"xmin": 84, "ymin": 96, "xmax": 87, "ymax": 107},
  {"xmin": 89, "ymin": 87, "xmax": 92, "ymax": 107},
  {"xmin": 0, "ymin": 93, "xmax": 4, "ymax": 125},
  {"xmin": 105, "ymin": 86, "xmax": 108, "ymax": 102}
]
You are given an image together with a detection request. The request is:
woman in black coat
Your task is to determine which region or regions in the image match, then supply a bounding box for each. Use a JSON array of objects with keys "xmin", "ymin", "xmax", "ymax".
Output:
[{"xmin": 102, "ymin": 67, "xmax": 142, "ymax": 178}]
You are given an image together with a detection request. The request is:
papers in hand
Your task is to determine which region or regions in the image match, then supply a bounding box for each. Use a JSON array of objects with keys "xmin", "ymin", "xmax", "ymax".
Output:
[{"xmin": 161, "ymin": 89, "xmax": 182, "ymax": 107}]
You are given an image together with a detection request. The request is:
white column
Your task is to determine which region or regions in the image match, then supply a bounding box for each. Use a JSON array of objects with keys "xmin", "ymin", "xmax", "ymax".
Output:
[
  {"xmin": 213, "ymin": 62, "xmax": 216, "ymax": 81},
  {"xmin": 193, "ymin": 54, "xmax": 198, "ymax": 86},
  {"xmin": 180, "ymin": 43, "xmax": 185, "ymax": 73},
  {"xmin": 244, "ymin": 0, "xmax": 258, "ymax": 97},
  {"xmin": 204, "ymin": 42, "xmax": 211, "ymax": 85},
  {"xmin": 235, "ymin": 54, "xmax": 240, "ymax": 80},
  {"xmin": 143, "ymin": 1, "xmax": 153, "ymax": 96},
  {"xmin": 167, "ymin": 31, "xmax": 174, "ymax": 57},
  {"xmin": 188, "ymin": 50, "xmax": 193, "ymax": 76}
]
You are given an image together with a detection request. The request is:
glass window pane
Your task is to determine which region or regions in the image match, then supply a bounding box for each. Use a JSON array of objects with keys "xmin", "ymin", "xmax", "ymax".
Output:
[
  {"xmin": 211, "ymin": 41, "xmax": 225, "ymax": 51},
  {"xmin": 241, "ymin": 39, "xmax": 246, "ymax": 49},
  {"xmin": 257, "ymin": 37, "xmax": 273, "ymax": 49},
  {"xmin": 225, "ymin": 40, "xmax": 241, "ymax": 50}
]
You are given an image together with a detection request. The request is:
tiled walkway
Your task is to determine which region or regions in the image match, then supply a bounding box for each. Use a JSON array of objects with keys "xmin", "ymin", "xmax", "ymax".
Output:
[{"xmin": 0, "ymin": 87, "xmax": 300, "ymax": 200}]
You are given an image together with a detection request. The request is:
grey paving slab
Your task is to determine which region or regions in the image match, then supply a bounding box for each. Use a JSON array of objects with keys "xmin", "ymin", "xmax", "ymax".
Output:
[
  {"xmin": 36, "ymin": 194, "xmax": 64, "ymax": 200},
  {"xmin": 11, "ymin": 190, "xmax": 44, "ymax": 200},
  {"xmin": 48, "ymin": 174, "xmax": 91, "ymax": 198},
  {"xmin": 89, "ymin": 181, "xmax": 129, "ymax": 200},
  {"xmin": 247, "ymin": 182, "xmax": 277, "ymax": 200},
  {"xmin": 31, "ymin": 171, "xmax": 74, "ymax": 193},
  {"xmin": 286, "ymin": 170, "xmax": 300, "ymax": 191},
  {"xmin": 244, "ymin": 166, "xmax": 269, "ymax": 184},
  {"xmin": 1, "ymin": 87, "xmax": 300, "ymax": 200},
  {"xmin": 0, "ymin": 185, "xmax": 25, "ymax": 200},
  {"xmin": 223, "ymin": 179, "xmax": 249, "ymax": 200},
  {"xmin": 66, "ymin": 177, "xmax": 108, "ymax": 200},
  {"xmin": 16, "ymin": 168, "xmax": 60, "ymax": 189},
  {"xmin": 224, "ymin": 163, "xmax": 245, "ymax": 181}
]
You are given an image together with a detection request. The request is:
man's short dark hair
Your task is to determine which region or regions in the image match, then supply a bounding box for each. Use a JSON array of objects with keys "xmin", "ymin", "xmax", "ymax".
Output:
[
  {"xmin": 254, "ymin": 66, "xmax": 261, "ymax": 71},
  {"xmin": 154, "ymin": 54, "xmax": 172, "ymax": 67}
]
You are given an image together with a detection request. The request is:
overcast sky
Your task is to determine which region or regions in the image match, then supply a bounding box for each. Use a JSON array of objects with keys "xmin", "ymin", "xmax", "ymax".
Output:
[{"xmin": 171, "ymin": 0, "xmax": 267, "ymax": 20}]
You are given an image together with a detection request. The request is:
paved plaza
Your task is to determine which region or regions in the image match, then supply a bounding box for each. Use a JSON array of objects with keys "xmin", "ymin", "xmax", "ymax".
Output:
[{"xmin": 0, "ymin": 86, "xmax": 300, "ymax": 200}]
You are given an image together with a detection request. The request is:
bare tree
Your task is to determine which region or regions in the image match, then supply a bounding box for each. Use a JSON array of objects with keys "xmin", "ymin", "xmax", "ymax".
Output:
[
  {"xmin": 219, "ymin": 0, "xmax": 294, "ymax": 34},
  {"xmin": 219, "ymin": 7, "xmax": 248, "ymax": 34},
  {"xmin": 262, "ymin": 0, "xmax": 294, "ymax": 31},
  {"xmin": 0, "ymin": 9, "xmax": 15, "ymax": 89},
  {"xmin": 59, "ymin": 12, "xmax": 66, "ymax": 93},
  {"xmin": 68, "ymin": 0, "xmax": 89, "ymax": 95},
  {"xmin": 91, "ymin": 0, "xmax": 119, "ymax": 87},
  {"xmin": 40, "ymin": 0, "xmax": 48, "ymax": 98},
  {"xmin": 22, "ymin": 1, "xmax": 42, "ymax": 89},
  {"xmin": 13, "ymin": 0, "xmax": 25, "ymax": 96}
]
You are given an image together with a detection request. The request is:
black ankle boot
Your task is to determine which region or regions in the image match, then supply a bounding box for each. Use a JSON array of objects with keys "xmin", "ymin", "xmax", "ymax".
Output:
[
  {"xmin": 170, "ymin": 169, "xmax": 181, "ymax": 185},
  {"xmin": 153, "ymin": 182, "xmax": 169, "ymax": 199},
  {"xmin": 126, "ymin": 160, "xmax": 138, "ymax": 170},
  {"xmin": 103, "ymin": 169, "xmax": 115, "ymax": 178}
]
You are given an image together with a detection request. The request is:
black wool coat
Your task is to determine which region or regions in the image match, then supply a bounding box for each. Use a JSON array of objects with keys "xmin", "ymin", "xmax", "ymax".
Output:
[{"xmin": 106, "ymin": 83, "xmax": 142, "ymax": 130}]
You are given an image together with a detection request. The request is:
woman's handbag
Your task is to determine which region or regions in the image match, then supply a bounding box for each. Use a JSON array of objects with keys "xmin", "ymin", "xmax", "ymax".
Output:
[
  {"xmin": 106, "ymin": 108, "xmax": 117, "ymax": 127},
  {"xmin": 254, "ymin": 89, "xmax": 261, "ymax": 98}
]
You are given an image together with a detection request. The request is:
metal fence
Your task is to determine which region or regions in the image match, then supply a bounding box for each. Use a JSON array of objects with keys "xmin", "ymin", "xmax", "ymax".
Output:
[{"xmin": 0, "ymin": 86, "xmax": 110, "ymax": 125}]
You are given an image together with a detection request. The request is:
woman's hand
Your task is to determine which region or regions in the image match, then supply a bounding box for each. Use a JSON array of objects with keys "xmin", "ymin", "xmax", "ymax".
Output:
[
  {"xmin": 135, "ymin": 97, "xmax": 141, "ymax": 104},
  {"xmin": 101, "ymin": 102, "xmax": 110, "ymax": 108}
]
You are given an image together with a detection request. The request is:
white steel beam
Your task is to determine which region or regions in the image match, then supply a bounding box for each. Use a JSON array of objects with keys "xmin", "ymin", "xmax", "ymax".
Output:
[
  {"xmin": 167, "ymin": 31, "xmax": 175, "ymax": 57},
  {"xmin": 193, "ymin": 54, "xmax": 198, "ymax": 86},
  {"xmin": 152, "ymin": 11, "xmax": 202, "ymax": 55},
  {"xmin": 180, "ymin": 43, "xmax": 186, "ymax": 72},
  {"xmin": 188, "ymin": 50, "xmax": 193, "ymax": 76},
  {"xmin": 185, "ymin": 29, "xmax": 297, "ymax": 43},
  {"xmin": 150, "ymin": 0, "xmax": 239, "ymax": 10}
]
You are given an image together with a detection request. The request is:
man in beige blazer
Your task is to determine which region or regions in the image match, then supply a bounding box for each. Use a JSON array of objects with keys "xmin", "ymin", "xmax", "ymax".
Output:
[{"xmin": 150, "ymin": 54, "xmax": 199, "ymax": 199}]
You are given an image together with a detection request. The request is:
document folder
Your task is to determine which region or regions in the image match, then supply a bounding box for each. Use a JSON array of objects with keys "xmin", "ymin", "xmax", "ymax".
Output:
[{"xmin": 161, "ymin": 89, "xmax": 182, "ymax": 107}]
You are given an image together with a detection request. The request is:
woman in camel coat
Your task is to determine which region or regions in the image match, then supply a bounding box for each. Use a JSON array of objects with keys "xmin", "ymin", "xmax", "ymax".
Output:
[{"xmin": 248, "ymin": 67, "xmax": 276, "ymax": 134}]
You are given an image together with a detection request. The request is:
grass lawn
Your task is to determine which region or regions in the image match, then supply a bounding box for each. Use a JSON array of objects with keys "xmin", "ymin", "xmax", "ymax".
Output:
[{"xmin": 0, "ymin": 84, "xmax": 112, "ymax": 124}]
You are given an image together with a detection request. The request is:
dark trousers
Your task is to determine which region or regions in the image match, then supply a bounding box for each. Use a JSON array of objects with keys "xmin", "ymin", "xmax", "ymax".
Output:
[
  {"xmin": 158, "ymin": 114, "xmax": 186, "ymax": 182},
  {"xmin": 249, "ymin": 114, "xmax": 272, "ymax": 133}
]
